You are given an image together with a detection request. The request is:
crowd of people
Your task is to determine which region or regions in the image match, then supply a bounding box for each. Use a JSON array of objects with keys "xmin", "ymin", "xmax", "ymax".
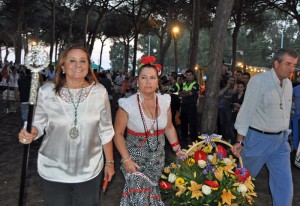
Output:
[
  {"xmin": 218, "ymin": 66, "xmax": 250, "ymax": 143},
  {"xmin": 0, "ymin": 47, "xmax": 298, "ymax": 205}
]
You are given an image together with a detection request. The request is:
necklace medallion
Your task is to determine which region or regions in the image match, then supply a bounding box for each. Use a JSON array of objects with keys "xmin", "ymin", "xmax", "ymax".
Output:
[
  {"xmin": 69, "ymin": 127, "xmax": 79, "ymax": 139},
  {"xmin": 66, "ymin": 81, "xmax": 85, "ymax": 139}
]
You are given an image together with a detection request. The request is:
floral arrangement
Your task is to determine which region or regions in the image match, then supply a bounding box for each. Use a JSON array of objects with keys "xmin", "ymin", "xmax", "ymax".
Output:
[
  {"xmin": 159, "ymin": 134, "xmax": 256, "ymax": 206},
  {"xmin": 139, "ymin": 56, "xmax": 162, "ymax": 75}
]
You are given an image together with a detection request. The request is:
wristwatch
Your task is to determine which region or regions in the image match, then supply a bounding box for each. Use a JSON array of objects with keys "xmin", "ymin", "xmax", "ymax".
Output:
[{"xmin": 236, "ymin": 141, "xmax": 244, "ymax": 147}]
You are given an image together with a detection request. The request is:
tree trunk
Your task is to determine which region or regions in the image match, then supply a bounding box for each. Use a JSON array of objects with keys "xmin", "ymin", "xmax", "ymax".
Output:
[
  {"xmin": 131, "ymin": 31, "xmax": 139, "ymax": 75},
  {"xmin": 83, "ymin": 9, "xmax": 91, "ymax": 49},
  {"xmin": 123, "ymin": 38, "xmax": 130, "ymax": 72},
  {"xmin": 187, "ymin": 0, "xmax": 200, "ymax": 71},
  {"xmin": 231, "ymin": 27, "xmax": 239, "ymax": 72},
  {"xmin": 15, "ymin": 6, "xmax": 24, "ymax": 64},
  {"xmin": 158, "ymin": 7, "xmax": 172, "ymax": 68},
  {"xmin": 231, "ymin": 0, "xmax": 243, "ymax": 72},
  {"xmin": 49, "ymin": 0, "xmax": 56, "ymax": 64},
  {"xmin": 4, "ymin": 45, "xmax": 9, "ymax": 62},
  {"xmin": 201, "ymin": 0, "xmax": 235, "ymax": 134},
  {"xmin": 67, "ymin": 13, "xmax": 73, "ymax": 48},
  {"xmin": 99, "ymin": 37, "xmax": 107, "ymax": 68},
  {"xmin": 88, "ymin": 15, "xmax": 102, "ymax": 55}
]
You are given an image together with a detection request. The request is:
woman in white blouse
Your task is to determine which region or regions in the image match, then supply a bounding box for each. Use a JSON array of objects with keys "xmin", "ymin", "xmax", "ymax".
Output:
[{"xmin": 18, "ymin": 46, "xmax": 115, "ymax": 206}]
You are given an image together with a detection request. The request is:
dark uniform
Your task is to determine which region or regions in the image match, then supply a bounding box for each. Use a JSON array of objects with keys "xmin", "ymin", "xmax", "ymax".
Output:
[
  {"xmin": 168, "ymin": 82, "xmax": 180, "ymax": 126},
  {"xmin": 180, "ymin": 80, "xmax": 199, "ymax": 141}
]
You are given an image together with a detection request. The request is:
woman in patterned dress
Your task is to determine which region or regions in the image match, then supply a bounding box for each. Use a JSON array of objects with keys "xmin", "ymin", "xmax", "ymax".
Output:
[{"xmin": 114, "ymin": 57, "xmax": 187, "ymax": 206}]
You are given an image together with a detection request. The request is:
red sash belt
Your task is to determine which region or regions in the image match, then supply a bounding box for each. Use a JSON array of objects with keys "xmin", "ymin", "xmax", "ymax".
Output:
[{"xmin": 127, "ymin": 128, "xmax": 165, "ymax": 146}]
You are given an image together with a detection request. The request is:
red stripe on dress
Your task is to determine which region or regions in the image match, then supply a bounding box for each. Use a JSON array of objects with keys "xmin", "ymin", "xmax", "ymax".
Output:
[
  {"xmin": 122, "ymin": 188, "xmax": 161, "ymax": 199},
  {"xmin": 127, "ymin": 128, "xmax": 165, "ymax": 147},
  {"xmin": 127, "ymin": 128, "xmax": 165, "ymax": 136}
]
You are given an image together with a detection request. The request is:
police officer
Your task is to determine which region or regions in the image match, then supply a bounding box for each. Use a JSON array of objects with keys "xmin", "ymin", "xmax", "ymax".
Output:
[
  {"xmin": 167, "ymin": 72, "xmax": 181, "ymax": 126},
  {"xmin": 179, "ymin": 69, "xmax": 199, "ymax": 142}
]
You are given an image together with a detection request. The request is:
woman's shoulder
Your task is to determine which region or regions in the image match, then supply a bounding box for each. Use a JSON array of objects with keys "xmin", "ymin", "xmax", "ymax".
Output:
[
  {"xmin": 119, "ymin": 93, "xmax": 137, "ymax": 104},
  {"xmin": 118, "ymin": 94, "xmax": 137, "ymax": 111},
  {"xmin": 158, "ymin": 93, "xmax": 171, "ymax": 106},
  {"xmin": 40, "ymin": 82, "xmax": 55, "ymax": 91}
]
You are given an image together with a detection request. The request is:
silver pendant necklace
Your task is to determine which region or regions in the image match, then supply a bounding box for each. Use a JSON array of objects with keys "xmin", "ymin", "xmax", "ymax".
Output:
[
  {"xmin": 274, "ymin": 78, "xmax": 285, "ymax": 110},
  {"xmin": 66, "ymin": 82, "xmax": 85, "ymax": 139}
]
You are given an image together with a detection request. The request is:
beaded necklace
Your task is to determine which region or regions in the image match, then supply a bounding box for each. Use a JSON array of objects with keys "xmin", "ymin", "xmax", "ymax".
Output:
[
  {"xmin": 66, "ymin": 81, "xmax": 85, "ymax": 139},
  {"xmin": 137, "ymin": 93, "xmax": 159, "ymax": 151}
]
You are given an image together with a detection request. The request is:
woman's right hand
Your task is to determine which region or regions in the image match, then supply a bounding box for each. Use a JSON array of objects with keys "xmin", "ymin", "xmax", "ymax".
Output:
[
  {"xmin": 18, "ymin": 126, "xmax": 38, "ymax": 144},
  {"xmin": 123, "ymin": 159, "xmax": 140, "ymax": 173}
]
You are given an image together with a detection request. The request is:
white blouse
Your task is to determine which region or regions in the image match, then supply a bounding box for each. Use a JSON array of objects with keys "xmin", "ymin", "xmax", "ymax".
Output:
[
  {"xmin": 118, "ymin": 93, "xmax": 171, "ymax": 132},
  {"xmin": 33, "ymin": 82, "xmax": 114, "ymax": 183}
]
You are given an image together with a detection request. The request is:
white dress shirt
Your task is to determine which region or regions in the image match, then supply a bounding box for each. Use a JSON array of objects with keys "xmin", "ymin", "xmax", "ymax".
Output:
[{"xmin": 235, "ymin": 69, "xmax": 292, "ymax": 136}]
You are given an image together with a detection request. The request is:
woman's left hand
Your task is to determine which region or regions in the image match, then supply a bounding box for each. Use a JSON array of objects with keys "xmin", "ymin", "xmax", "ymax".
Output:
[
  {"xmin": 176, "ymin": 149, "xmax": 188, "ymax": 160},
  {"xmin": 104, "ymin": 164, "xmax": 115, "ymax": 182}
]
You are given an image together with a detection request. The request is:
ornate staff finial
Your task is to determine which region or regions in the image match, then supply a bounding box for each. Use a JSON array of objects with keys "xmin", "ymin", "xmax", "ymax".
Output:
[{"xmin": 24, "ymin": 43, "xmax": 50, "ymax": 104}]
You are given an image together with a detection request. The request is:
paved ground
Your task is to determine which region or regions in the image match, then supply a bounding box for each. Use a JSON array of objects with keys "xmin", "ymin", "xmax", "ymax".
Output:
[{"xmin": 1, "ymin": 98, "xmax": 300, "ymax": 205}]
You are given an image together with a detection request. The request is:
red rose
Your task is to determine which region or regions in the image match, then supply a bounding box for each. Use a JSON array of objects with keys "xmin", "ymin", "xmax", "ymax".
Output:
[
  {"xmin": 159, "ymin": 181, "xmax": 172, "ymax": 190},
  {"xmin": 204, "ymin": 180, "xmax": 220, "ymax": 188},
  {"xmin": 217, "ymin": 145, "xmax": 227, "ymax": 158},
  {"xmin": 194, "ymin": 150, "xmax": 207, "ymax": 162},
  {"xmin": 234, "ymin": 168, "xmax": 250, "ymax": 182},
  {"xmin": 140, "ymin": 56, "xmax": 156, "ymax": 64},
  {"xmin": 154, "ymin": 64, "xmax": 162, "ymax": 72}
]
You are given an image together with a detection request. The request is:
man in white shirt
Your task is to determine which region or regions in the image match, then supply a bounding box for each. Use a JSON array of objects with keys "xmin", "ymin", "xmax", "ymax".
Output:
[
  {"xmin": 114, "ymin": 71, "xmax": 124, "ymax": 95},
  {"xmin": 232, "ymin": 48, "xmax": 298, "ymax": 206}
]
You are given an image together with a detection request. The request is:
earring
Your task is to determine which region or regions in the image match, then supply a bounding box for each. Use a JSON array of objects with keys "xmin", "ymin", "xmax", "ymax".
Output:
[
  {"xmin": 157, "ymin": 86, "xmax": 161, "ymax": 94},
  {"xmin": 137, "ymin": 85, "xmax": 140, "ymax": 95}
]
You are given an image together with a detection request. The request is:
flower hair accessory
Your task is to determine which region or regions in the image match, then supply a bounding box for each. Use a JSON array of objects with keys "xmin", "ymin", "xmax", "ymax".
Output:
[{"xmin": 140, "ymin": 56, "xmax": 162, "ymax": 75}]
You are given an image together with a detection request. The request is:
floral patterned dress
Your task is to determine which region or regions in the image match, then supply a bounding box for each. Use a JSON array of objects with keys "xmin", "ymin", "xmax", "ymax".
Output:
[{"xmin": 118, "ymin": 93, "xmax": 170, "ymax": 206}]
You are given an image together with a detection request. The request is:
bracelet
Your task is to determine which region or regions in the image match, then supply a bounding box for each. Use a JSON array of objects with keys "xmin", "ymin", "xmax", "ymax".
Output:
[
  {"xmin": 236, "ymin": 141, "xmax": 244, "ymax": 147},
  {"xmin": 105, "ymin": 163, "xmax": 114, "ymax": 168},
  {"xmin": 171, "ymin": 141, "xmax": 179, "ymax": 147},
  {"xmin": 121, "ymin": 156, "xmax": 131, "ymax": 164},
  {"xmin": 106, "ymin": 160, "xmax": 114, "ymax": 164},
  {"xmin": 174, "ymin": 146, "xmax": 182, "ymax": 154}
]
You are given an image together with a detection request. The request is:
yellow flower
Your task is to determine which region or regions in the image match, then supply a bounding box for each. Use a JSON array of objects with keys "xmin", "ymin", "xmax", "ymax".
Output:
[
  {"xmin": 223, "ymin": 161, "xmax": 235, "ymax": 174},
  {"xmin": 170, "ymin": 163, "xmax": 180, "ymax": 169},
  {"xmin": 160, "ymin": 174, "xmax": 167, "ymax": 179},
  {"xmin": 175, "ymin": 177, "xmax": 185, "ymax": 186},
  {"xmin": 244, "ymin": 176, "xmax": 255, "ymax": 191},
  {"xmin": 228, "ymin": 155, "xmax": 237, "ymax": 166},
  {"xmin": 175, "ymin": 185, "xmax": 186, "ymax": 196},
  {"xmin": 211, "ymin": 154, "xmax": 217, "ymax": 165},
  {"xmin": 221, "ymin": 189, "xmax": 236, "ymax": 205},
  {"xmin": 214, "ymin": 166, "xmax": 223, "ymax": 181},
  {"xmin": 163, "ymin": 167, "xmax": 171, "ymax": 174},
  {"xmin": 202, "ymin": 144, "xmax": 213, "ymax": 153},
  {"xmin": 185, "ymin": 158, "xmax": 195, "ymax": 166},
  {"xmin": 187, "ymin": 181, "xmax": 203, "ymax": 200}
]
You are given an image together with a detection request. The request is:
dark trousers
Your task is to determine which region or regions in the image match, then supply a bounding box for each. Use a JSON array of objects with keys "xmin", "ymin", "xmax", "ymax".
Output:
[
  {"xmin": 171, "ymin": 95, "xmax": 180, "ymax": 126},
  {"xmin": 42, "ymin": 172, "xmax": 102, "ymax": 206},
  {"xmin": 180, "ymin": 103, "xmax": 198, "ymax": 140}
]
